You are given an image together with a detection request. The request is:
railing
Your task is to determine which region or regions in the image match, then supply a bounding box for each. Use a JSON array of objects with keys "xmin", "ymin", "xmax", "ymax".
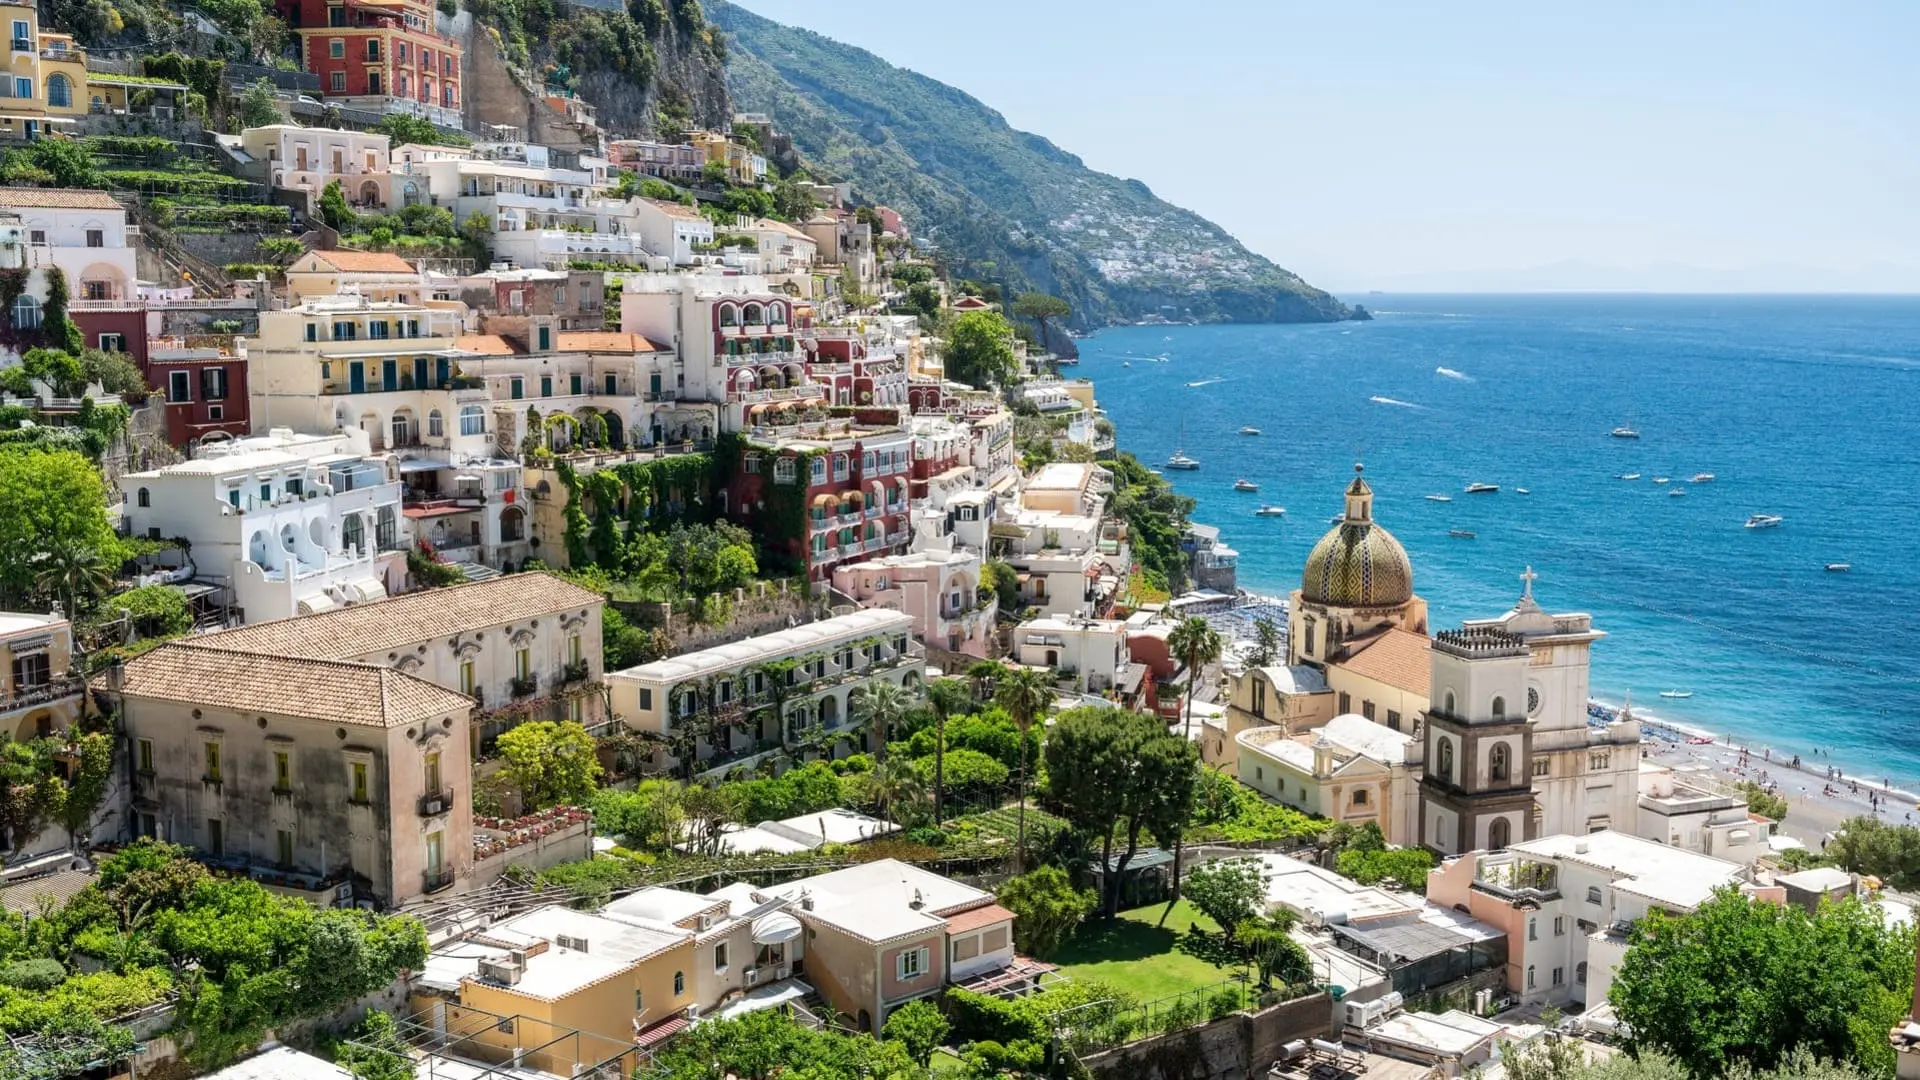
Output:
[
  {"xmin": 418, "ymin": 789, "xmax": 453, "ymax": 817},
  {"xmin": 561, "ymin": 660, "xmax": 591, "ymax": 685},
  {"xmin": 509, "ymin": 674, "xmax": 538, "ymax": 698},
  {"xmin": 422, "ymin": 867, "xmax": 455, "ymax": 893},
  {"xmin": 0, "ymin": 676, "xmax": 83, "ymax": 714}
]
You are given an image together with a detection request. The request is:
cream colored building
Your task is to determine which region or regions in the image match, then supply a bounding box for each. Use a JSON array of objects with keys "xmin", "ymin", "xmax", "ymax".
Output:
[
  {"xmin": 244, "ymin": 125, "xmax": 393, "ymax": 209},
  {"xmin": 284, "ymin": 249, "xmax": 426, "ymax": 306},
  {"xmin": 1234, "ymin": 713, "xmax": 1422, "ymax": 845},
  {"xmin": 1202, "ymin": 664, "xmax": 1332, "ymax": 770},
  {"xmin": 114, "ymin": 640, "xmax": 474, "ymax": 908},
  {"xmin": 1, "ymin": 611, "xmax": 81, "ymax": 743}
]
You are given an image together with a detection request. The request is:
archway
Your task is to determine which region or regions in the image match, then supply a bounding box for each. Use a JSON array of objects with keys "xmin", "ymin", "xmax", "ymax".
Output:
[
  {"xmin": 1489, "ymin": 817, "xmax": 1511, "ymax": 850},
  {"xmin": 500, "ymin": 505, "xmax": 526, "ymax": 542},
  {"xmin": 602, "ymin": 410, "xmax": 623, "ymax": 449},
  {"xmin": 342, "ymin": 514, "xmax": 365, "ymax": 554},
  {"xmin": 818, "ymin": 694, "xmax": 840, "ymax": 730},
  {"xmin": 360, "ymin": 180, "xmax": 380, "ymax": 207}
]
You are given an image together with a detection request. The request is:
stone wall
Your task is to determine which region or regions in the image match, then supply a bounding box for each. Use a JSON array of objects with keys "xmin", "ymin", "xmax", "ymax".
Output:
[{"xmin": 1081, "ymin": 991, "xmax": 1332, "ymax": 1080}]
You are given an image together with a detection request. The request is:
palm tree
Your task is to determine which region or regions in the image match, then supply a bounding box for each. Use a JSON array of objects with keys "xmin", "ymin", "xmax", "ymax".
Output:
[
  {"xmin": 755, "ymin": 659, "xmax": 800, "ymax": 754},
  {"xmin": 925, "ymin": 679, "xmax": 974, "ymax": 824},
  {"xmin": 34, "ymin": 540, "xmax": 114, "ymax": 619},
  {"xmin": 1167, "ymin": 616, "xmax": 1225, "ymax": 741},
  {"xmin": 865, "ymin": 755, "xmax": 928, "ymax": 827},
  {"xmin": 851, "ymin": 680, "xmax": 910, "ymax": 761},
  {"xmin": 994, "ymin": 664, "xmax": 1055, "ymax": 871}
]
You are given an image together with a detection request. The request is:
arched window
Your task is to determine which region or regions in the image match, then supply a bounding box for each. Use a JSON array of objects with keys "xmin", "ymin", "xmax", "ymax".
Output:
[
  {"xmin": 1443, "ymin": 689, "xmax": 1457, "ymax": 716},
  {"xmin": 11, "ymin": 295, "xmax": 41, "ymax": 330},
  {"xmin": 428, "ymin": 409, "xmax": 444, "ymax": 437},
  {"xmin": 391, "ymin": 413, "xmax": 413, "ymax": 448},
  {"xmin": 810, "ymin": 457, "xmax": 826, "ymax": 485},
  {"xmin": 459, "ymin": 405, "xmax": 484, "ymax": 436},
  {"xmin": 342, "ymin": 514, "xmax": 365, "ymax": 553},
  {"xmin": 1586, "ymin": 885, "xmax": 1603, "ymax": 905},
  {"xmin": 1490, "ymin": 817, "xmax": 1511, "ymax": 850},
  {"xmin": 862, "ymin": 451, "xmax": 875, "ymax": 472},
  {"xmin": 719, "ymin": 303, "xmax": 739, "ymax": 327},
  {"xmin": 137, "ymin": 487, "xmax": 150, "ymax": 508},
  {"xmin": 743, "ymin": 302, "xmax": 764, "ymax": 325},
  {"xmin": 1576, "ymin": 961, "xmax": 1588, "ymax": 985},
  {"xmin": 1437, "ymin": 737, "xmax": 1454, "ymax": 782},
  {"xmin": 1490, "ymin": 743, "xmax": 1510, "ymax": 783},
  {"xmin": 46, "ymin": 74, "xmax": 71, "ymax": 109},
  {"xmin": 1491, "ymin": 695, "xmax": 1507, "ymax": 719}
]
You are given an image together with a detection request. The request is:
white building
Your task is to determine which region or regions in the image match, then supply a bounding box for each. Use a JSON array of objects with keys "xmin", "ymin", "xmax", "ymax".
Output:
[
  {"xmin": 625, "ymin": 198, "xmax": 715, "ymax": 266},
  {"xmin": 1013, "ymin": 616, "xmax": 1126, "ymax": 694},
  {"xmin": 1634, "ymin": 762, "xmax": 1765, "ymax": 864},
  {"xmin": 619, "ymin": 272, "xmax": 812, "ymax": 430},
  {"xmin": 242, "ymin": 124, "xmax": 393, "ymax": 209},
  {"xmin": 120, "ymin": 429, "xmax": 404, "ymax": 622},
  {"xmin": 0, "ymin": 187, "xmax": 136, "ymax": 304},
  {"xmin": 607, "ymin": 609, "xmax": 924, "ymax": 777}
]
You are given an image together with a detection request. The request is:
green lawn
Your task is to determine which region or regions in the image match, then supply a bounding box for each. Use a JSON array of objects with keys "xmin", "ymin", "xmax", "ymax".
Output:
[
  {"xmin": 929, "ymin": 1048, "xmax": 969, "ymax": 1074},
  {"xmin": 1051, "ymin": 899, "xmax": 1245, "ymax": 1001}
]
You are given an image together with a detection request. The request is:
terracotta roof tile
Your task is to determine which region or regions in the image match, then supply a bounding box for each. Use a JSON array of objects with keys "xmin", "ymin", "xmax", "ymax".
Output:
[
  {"xmin": 943, "ymin": 903, "xmax": 1016, "ymax": 935},
  {"xmin": 1336, "ymin": 627, "xmax": 1431, "ymax": 698},
  {"xmin": 199, "ymin": 573, "xmax": 605, "ymax": 662},
  {"xmin": 118, "ymin": 643, "xmax": 471, "ymax": 727},
  {"xmin": 454, "ymin": 334, "xmax": 518, "ymax": 356},
  {"xmin": 557, "ymin": 331, "xmax": 660, "ymax": 353},
  {"xmin": 305, "ymin": 249, "xmax": 418, "ymax": 274},
  {"xmin": 0, "ymin": 188, "xmax": 124, "ymax": 211}
]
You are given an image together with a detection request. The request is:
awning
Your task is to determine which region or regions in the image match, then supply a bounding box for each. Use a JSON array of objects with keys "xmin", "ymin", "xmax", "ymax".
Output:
[
  {"xmin": 296, "ymin": 593, "xmax": 338, "ymax": 614},
  {"xmin": 343, "ymin": 577, "xmax": 387, "ymax": 604},
  {"xmin": 712, "ymin": 978, "xmax": 814, "ymax": 1022},
  {"xmin": 402, "ymin": 505, "xmax": 473, "ymax": 519},
  {"xmin": 398, "ymin": 458, "xmax": 445, "ymax": 474},
  {"xmin": 634, "ymin": 1015, "xmax": 689, "ymax": 1048},
  {"xmin": 752, "ymin": 912, "xmax": 803, "ymax": 945}
]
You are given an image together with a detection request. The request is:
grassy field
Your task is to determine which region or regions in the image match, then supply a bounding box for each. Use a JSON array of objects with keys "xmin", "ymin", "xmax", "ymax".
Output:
[
  {"xmin": 1051, "ymin": 899, "xmax": 1246, "ymax": 1001},
  {"xmin": 929, "ymin": 1048, "xmax": 969, "ymax": 1074}
]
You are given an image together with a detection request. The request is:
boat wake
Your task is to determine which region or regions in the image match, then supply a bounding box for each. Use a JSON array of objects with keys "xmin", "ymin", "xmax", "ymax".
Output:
[
  {"xmin": 1186, "ymin": 377, "xmax": 1226, "ymax": 388},
  {"xmin": 1369, "ymin": 395, "xmax": 1424, "ymax": 410},
  {"xmin": 1435, "ymin": 366, "xmax": 1473, "ymax": 381}
]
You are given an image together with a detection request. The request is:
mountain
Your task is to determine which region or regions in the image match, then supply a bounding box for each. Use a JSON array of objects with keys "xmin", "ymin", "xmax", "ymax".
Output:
[{"xmin": 707, "ymin": 2, "xmax": 1353, "ymax": 330}]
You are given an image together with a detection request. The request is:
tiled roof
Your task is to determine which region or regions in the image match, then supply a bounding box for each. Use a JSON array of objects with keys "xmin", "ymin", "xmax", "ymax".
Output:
[
  {"xmin": 943, "ymin": 903, "xmax": 1016, "ymax": 935},
  {"xmin": 119, "ymin": 643, "xmax": 471, "ymax": 727},
  {"xmin": 1337, "ymin": 627, "xmax": 1431, "ymax": 698},
  {"xmin": 453, "ymin": 333, "xmax": 517, "ymax": 355},
  {"xmin": 558, "ymin": 331, "xmax": 661, "ymax": 353},
  {"xmin": 640, "ymin": 197, "xmax": 706, "ymax": 221},
  {"xmin": 200, "ymin": 573, "xmax": 605, "ymax": 661},
  {"xmin": 0, "ymin": 188, "xmax": 123, "ymax": 211},
  {"xmin": 303, "ymin": 249, "xmax": 418, "ymax": 274}
]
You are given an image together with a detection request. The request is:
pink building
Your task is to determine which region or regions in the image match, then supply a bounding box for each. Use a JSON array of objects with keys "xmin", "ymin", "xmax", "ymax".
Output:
[{"xmin": 831, "ymin": 547, "xmax": 996, "ymax": 658}]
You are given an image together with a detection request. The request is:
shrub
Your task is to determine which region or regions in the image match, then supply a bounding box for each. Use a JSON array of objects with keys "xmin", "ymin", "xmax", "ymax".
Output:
[
  {"xmin": 100, "ymin": 584, "xmax": 191, "ymax": 639},
  {"xmin": 0, "ymin": 959, "xmax": 65, "ymax": 991}
]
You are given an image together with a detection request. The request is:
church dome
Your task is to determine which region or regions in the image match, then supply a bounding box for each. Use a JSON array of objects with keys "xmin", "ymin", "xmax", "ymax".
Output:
[{"xmin": 1301, "ymin": 466, "xmax": 1414, "ymax": 608}]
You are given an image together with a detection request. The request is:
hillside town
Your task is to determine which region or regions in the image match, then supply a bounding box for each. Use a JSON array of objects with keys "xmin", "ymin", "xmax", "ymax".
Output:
[{"xmin": 0, "ymin": 3, "xmax": 1912, "ymax": 1080}]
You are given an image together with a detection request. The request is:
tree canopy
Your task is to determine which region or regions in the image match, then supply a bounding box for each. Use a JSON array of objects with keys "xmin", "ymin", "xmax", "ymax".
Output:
[
  {"xmin": 0, "ymin": 449, "xmax": 122, "ymax": 611},
  {"xmin": 1044, "ymin": 706, "xmax": 1198, "ymax": 916},
  {"xmin": 943, "ymin": 310, "xmax": 1020, "ymax": 389},
  {"xmin": 495, "ymin": 720, "xmax": 603, "ymax": 809}
]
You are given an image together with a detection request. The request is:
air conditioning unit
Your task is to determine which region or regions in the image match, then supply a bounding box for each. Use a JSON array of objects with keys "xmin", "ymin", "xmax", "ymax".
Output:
[
  {"xmin": 744, "ymin": 966, "xmax": 763, "ymax": 987},
  {"xmin": 423, "ymin": 794, "xmax": 446, "ymax": 815},
  {"xmin": 683, "ymin": 1005, "xmax": 700, "ymax": 1021},
  {"xmin": 775, "ymin": 964, "xmax": 791, "ymax": 981}
]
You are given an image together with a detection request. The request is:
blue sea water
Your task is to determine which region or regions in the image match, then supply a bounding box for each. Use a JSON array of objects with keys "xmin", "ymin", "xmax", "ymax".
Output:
[{"xmin": 1081, "ymin": 294, "xmax": 1920, "ymax": 788}]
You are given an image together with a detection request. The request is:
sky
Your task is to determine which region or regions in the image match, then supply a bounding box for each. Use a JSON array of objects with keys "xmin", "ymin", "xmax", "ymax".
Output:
[{"xmin": 731, "ymin": 2, "xmax": 1920, "ymax": 291}]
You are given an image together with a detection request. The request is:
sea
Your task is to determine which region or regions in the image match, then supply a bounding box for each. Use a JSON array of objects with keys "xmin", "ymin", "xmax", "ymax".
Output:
[{"xmin": 1080, "ymin": 294, "xmax": 1920, "ymax": 789}]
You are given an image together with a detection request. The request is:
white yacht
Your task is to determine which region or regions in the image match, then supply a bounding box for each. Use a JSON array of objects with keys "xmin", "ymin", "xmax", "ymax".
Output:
[
  {"xmin": 1255, "ymin": 505, "xmax": 1286, "ymax": 517},
  {"xmin": 1619, "ymin": 472, "xmax": 1641, "ymax": 480},
  {"xmin": 1690, "ymin": 473, "xmax": 1716, "ymax": 483},
  {"xmin": 1165, "ymin": 418, "xmax": 1200, "ymax": 470},
  {"xmin": 1611, "ymin": 425, "xmax": 1641, "ymax": 439},
  {"xmin": 1825, "ymin": 563, "xmax": 1851, "ymax": 573},
  {"xmin": 1425, "ymin": 494, "xmax": 1452, "ymax": 503},
  {"xmin": 1746, "ymin": 514, "xmax": 1783, "ymax": 530},
  {"xmin": 1659, "ymin": 690, "xmax": 1693, "ymax": 699},
  {"xmin": 1668, "ymin": 487, "xmax": 1687, "ymax": 497},
  {"xmin": 1238, "ymin": 426, "xmax": 1262, "ymax": 436},
  {"xmin": 1465, "ymin": 482, "xmax": 1499, "ymax": 494},
  {"xmin": 1233, "ymin": 478, "xmax": 1259, "ymax": 492}
]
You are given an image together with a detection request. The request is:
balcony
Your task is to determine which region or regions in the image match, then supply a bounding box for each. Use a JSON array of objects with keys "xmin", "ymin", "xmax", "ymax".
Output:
[
  {"xmin": 422, "ymin": 867, "xmax": 455, "ymax": 893},
  {"xmin": 644, "ymin": 389, "xmax": 678, "ymax": 403},
  {"xmin": 0, "ymin": 675, "xmax": 84, "ymax": 715},
  {"xmin": 562, "ymin": 660, "xmax": 591, "ymax": 685},
  {"xmin": 509, "ymin": 674, "xmax": 538, "ymax": 698}
]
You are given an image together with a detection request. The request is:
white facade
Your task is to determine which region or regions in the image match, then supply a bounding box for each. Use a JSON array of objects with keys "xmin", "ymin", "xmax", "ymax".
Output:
[
  {"xmin": 1013, "ymin": 616, "xmax": 1126, "ymax": 693},
  {"xmin": 0, "ymin": 189, "xmax": 136, "ymax": 303},
  {"xmin": 1634, "ymin": 762, "xmax": 1765, "ymax": 864},
  {"xmin": 119, "ymin": 429, "xmax": 404, "ymax": 622},
  {"xmin": 625, "ymin": 198, "xmax": 715, "ymax": 266},
  {"xmin": 243, "ymin": 124, "xmax": 392, "ymax": 207},
  {"xmin": 1236, "ymin": 714, "xmax": 1423, "ymax": 846}
]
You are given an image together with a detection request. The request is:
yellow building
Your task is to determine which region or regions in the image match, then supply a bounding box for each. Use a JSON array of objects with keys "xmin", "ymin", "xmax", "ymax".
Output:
[
  {"xmin": 2, "ymin": 611, "xmax": 83, "ymax": 742},
  {"xmin": 0, "ymin": 0, "xmax": 90, "ymax": 140}
]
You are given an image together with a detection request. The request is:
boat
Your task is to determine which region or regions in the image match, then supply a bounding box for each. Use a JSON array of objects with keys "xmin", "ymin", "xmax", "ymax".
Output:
[
  {"xmin": 1329, "ymin": 514, "xmax": 1344, "ymax": 524},
  {"xmin": 1465, "ymin": 483, "xmax": 1499, "ymax": 494},
  {"xmin": 1826, "ymin": 563, "xmax": 1851, "ymax": 573},
  {"xmin": 1425, "ymin": 494, "xmax": 1452, "ymax": 503},
  {"xmin": 1746, "ymin": 514, "xmax": 1783, "ymax": 530},
  {"xmin": 1619, "ymin": 473, "xmax": 1642, "ymax": 480},
  {"xmin": 1238, "ymin": 426, "xmax": 1262, "ymax": 436},
  {"xmin": 1165, "ymin": 418, "xmax": 1200, "ymax": 470},
  {"xmin": 1233, "ymin": 479, "xmax": 1259, "ymax": 492},
  {"xmin": 1449, "ymin": 529, "xmax": 1477, "ymax": 539},
  {"xmin": 1668, "ymin": 488, "xmax": 1687, "ymax": 497},
  {"xmin": 1515, "ymin": 487, "xmax": 1530, "ymax": 495},
  {"xmin": 1690, "ymin": 472, "xmax": 1716, "ymax": 483},
  {"xmin": 1611, "ymin": 426, "xmax": 1641, "ymax": 439},
  {"xmin": 1122, "ymin": 361, "xmax": 1132, "ymax": 367},
  {"xmin": 1659, "ymin": 690, "xmax": 1693, "ymax": 699},
  {"xmin": 1255, "ymin": 505, "xmax": 1287, "ymax": 517}
]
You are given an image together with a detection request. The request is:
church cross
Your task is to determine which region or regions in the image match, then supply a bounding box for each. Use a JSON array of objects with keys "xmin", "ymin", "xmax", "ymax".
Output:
[{"xmin": 1519, "ymin": 565, "xmax": 1538, "ymax": 600}]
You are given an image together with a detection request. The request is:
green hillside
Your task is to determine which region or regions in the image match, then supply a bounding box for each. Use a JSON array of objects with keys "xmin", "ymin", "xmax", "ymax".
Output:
[{"xmin": 708, "ymin": 1, "xmax": 1354, "ymax": 329}]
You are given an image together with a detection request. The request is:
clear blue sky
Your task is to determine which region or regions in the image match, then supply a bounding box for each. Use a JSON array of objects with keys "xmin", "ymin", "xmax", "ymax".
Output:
[{"xmin": 732, "ymin": 2, "xmax": 1919, "ymax": 291}]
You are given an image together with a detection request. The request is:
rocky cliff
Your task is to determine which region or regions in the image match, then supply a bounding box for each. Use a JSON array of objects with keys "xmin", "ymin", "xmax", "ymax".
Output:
[{"xmin": 706, "ymin": 1, "xmax": 1353, "ymax": 329}]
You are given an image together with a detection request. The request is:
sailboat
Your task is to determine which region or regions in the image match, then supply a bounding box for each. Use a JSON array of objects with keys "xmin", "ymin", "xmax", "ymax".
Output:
[{"xmin": 1165, "ymin": 417, "xmax": 1200, "ymax": 470}]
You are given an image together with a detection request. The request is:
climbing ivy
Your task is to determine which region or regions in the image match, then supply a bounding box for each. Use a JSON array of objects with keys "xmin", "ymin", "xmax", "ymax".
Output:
[{"xmin": 556, "ymin": 451, "xmax": 721, "ymax": 571}]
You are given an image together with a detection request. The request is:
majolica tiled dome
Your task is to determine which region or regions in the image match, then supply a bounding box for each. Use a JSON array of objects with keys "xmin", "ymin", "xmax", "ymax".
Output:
[{"xmin": 1302, "ymin": 466, "xmax": 1414, "ymax": 608}]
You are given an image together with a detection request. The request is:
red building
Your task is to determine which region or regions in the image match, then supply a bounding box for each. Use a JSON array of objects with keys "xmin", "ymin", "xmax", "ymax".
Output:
[
  {"xmin": 70, "ymin": 303, "xmax": 150, "ymax": 368},
  {"xmin": 148, "ymin": 342, "xmax": 251, "ymax": 447},
  {"xmin": 728, "ymin": 427, "xmax": 915, "ymax": 584},
  {"xmin": 279, "ymin": 0, "xmax": 462, "ymax": 123}
]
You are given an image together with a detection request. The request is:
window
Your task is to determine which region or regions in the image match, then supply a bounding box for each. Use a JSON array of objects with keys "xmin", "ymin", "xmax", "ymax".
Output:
[
  {"xmin": 515, "ymin": 647, "xmax": 530, "ymax": 679},
  {"xmin": 673, "ymin": 971, "xmax": 684, "ymax": 995},
  {"xmin": 351, "ymin": 761, "xmax": 369, "ymax": 802},
  {"xmin": 1526, "ymin": 965, "xmax": 1535, "ymax": 990},
  {"xmin": 1337, "ymin": 691, "xmax": 1350, "ymax": 714},
  {"xmin": 510, "ymin": 377, "xmax": 523, "ymax": 400},
  {"xmin": 1587, "ymin": 885, "xmax": 1603, "ymax": 905},
  {"xmin": 1255, "ymin": 766, "xmax": 1263, "ymax": 782},
  {"xmin": 203, "ymin": 741, "xmax": 222, "ymax": 782},
  {"xmin": 46, "ymin": 73, "xmax": 71, "ymax": 108},
  {"xmin": 331, "ymin": 71, "xmax": 345, "ymax": 92},
  {"xmin": 10, "ymin": 19, "xmax": 28, "ymax": 42},
  {"xmin": 365, "ymin": 38, "xmax": 380, "ymax": 60},
  {"xmin": 459, "ymin": 405, "xmax": 484, "ymax": 436},
  {"xmin": 274, "ymin": 751, "xmax": 290, "ymax": 790},
  {"xmin": 1436, "ymin": 737, "xmax": 1454, "ymax": 781},
  {"xmin": 810, "ymin": 457, "xmax": 827, "ymax": 484},
  {"xmin": 424, "ymin": 751, "xmax": 441, "ymax": 794},
  {"xmin": 714, "ymin": 942, "xmax": 728, "ymax": 971},
  {"xmin": 332, "ymin": 320, "xmax": 357, "ymax": 341},
  {"xmin": 206, "ymin": 818, "xmax": 224, "ymax": 856},
  {"xmin": 1589, "ymin": 751, "xmax": 1611, "ymax": 770},
  {"xmin": 1490, "ymin": 816, "xmax": 1511, "ymax": 849},
  {"xmin": 136, "ymin": 487, "xmax": 150, "ymax": 508},
  {"xmin": 774, "ymin": 458, "xmax": 796, "ymax": 484},
  {"xmin": 459, "ymin": 660, "xmax": 476, "ymax": 695},
  {"xmin": 1386, "ymin": 709, "xmax": 1402, "ymax": 730},
  {"xmin": 132, "ymin": 738, "xmax": 153, "ymax": 773},
  {"xmin": 1552, "ymin": 966, "xmax": 1564, "ymax": 987},
  {"xmin": 11, "ymin": 294, "xmax": 40, "ymax": 329},
  {"xmin": 1528, "ymin": 918, "xmax": 1537, "ymax": 942},
  {"xmin": 1553, "ymin": 916, "xmax": 1565, "ymax": 936},
  {"xmin": 897, "ymin": 946, "xmax": 929, "ymax": 980},
  {"xmin": 1532, "ymin": 758, "xmax": 1550, "ymax": 778},
  {"xmin": 1490, "ymin": 743, "xmax": 1510, "ymax": 783},
  {"xmin": 639, "ymin": 687, "xmax": 653, "ymax": 710},
  {"xmin": 307, "ymin": 323, "xmax": 320, "ymax": 343},
  {"xmin": 277, "ymin": 829, "xmax": 294, "ymax": 866},
  {"xmin": 12, "ymin": 76, "xmax": 29, "ymax": 100},
  {"xmin": 329, "ymin": 38, "xmax": 344, "ymax": 57},
  {"xmin": 1352, "ymin": 787, "xmax": 1369, "ymax": 807},
  {"xmin": 570, "ymin": 373, "xmax": 582, "ymax": 396},
  {"xmin": 634, "ymin": 988, "xmax": 643, "ymax": 1012},
  {"xmin": 428, "ymin": 409, "xmax": 444, "ymax": 437},
  {"xmin": 201, "ymin": 367, "xmax": 228, "ymax": 400},
  {"xmin": 604, "ymin": 373, "xmax": 617, "ymax": 395},
  {"xmin": 1361, "ymin": 700, "xmax": 1375, "ymax": 721},
  {"xmin": 1576, "ymin": 962, "xmax": 1588, "ymax": 985},
  {"xmin": 540, "ymin": 375, "xmax": 552, "ymax": 397},
  {"xmin": 1444, "ymin": 690, "xmax": 1456, "ymax": 715},
  {"xmin": 537, "ymin": 326, "xmax": 550, "ymax": 351},
  {"xmin": 1492, "ymin": 695, "xmax": 1506, "ymax": 719}
]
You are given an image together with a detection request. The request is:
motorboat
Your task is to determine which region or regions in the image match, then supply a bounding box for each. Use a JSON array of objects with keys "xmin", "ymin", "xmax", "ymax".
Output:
[
  {"xmin": 1465, "ymin": 483, "xmax": 1499, "ymax": 494},
  {"xmin": 1238, "ymin": 426, "xmax": 1262, "ymax": 436},
  {"xmin": 1690, "ymin": 473, "xmax": 1716, "ymax": 483},
  {"xmin": 1165, "ymin": 452, "xmax": 1200, "ymax": 470},
  {"xmin": 1425, "ymin": 494, "xmax": 1452, "ymax": 503},
  {"xmin": 1619, "ymin": 473, "xmax": 1641, "ymax": 480},
  {"xmin": 1255, "ymin": 505, "xmax": 1287, "ymax": 517},
  {"xmin": 1651, "ymin": 476, "xmax": 1670, "ymax": 484},
  {"xmin": 1668, "ymin": 487, "xmax": 1687, "ymax": 497},
  {"xmin": 1746, "ymin": 514, "xmax": 1783, "ymax": 530},
  {"xmin": 1233, "ymin": 479, "xmax": 1259, "ymax": 492},
  {"xmin": 1611, "ymin": 426, "xmax": 1641, "ymax": 439},
  {"xmin": 1329, "ymin": 514, "xmax": 1345, "ymax": 524},
  {"xmin": 1122, "ymin": 361, "xmax": 1132, "ymax": 367},
  {"xmin": 1449, "ymin": 528, "xmax": 1477, "ymax": 539},
  {"xmin": 1826, "ymin": 563, "xmax": 1851, "ymax": 573},
  {"xmin": 1187, "ymin": 377, "xmax": 1225, "ymax": 388},
  {"xmin": 1659, "ymin": 690, "xmax": 1693, "ymax": 699},
  {"xmin": 1515, "ymin": 487, "xmax": 1530, "ymax": 495}
]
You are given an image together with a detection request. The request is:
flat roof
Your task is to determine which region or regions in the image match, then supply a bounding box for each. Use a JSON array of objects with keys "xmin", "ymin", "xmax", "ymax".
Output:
[
  {"xmin": 0, "ymin": 612, "xmax": 65, "ymax": 635},
  {"xmin": 202, "ymin": 1046, "xmax": 352, "ymax": 1080},
  {"xmin": 613, "ymin": 608, "xmax": 912, "ymax": 683},
  {"xmin": 762, "ymin": 858, "xmax": 992, "ymax": 946},
  {"xmin": 1510, "ymin": 830, "xmax": 1745, "ymax": 911},
  {"xmin": 1258, "ymin": 853, "xmax": 1420, "ymax": 924}
]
